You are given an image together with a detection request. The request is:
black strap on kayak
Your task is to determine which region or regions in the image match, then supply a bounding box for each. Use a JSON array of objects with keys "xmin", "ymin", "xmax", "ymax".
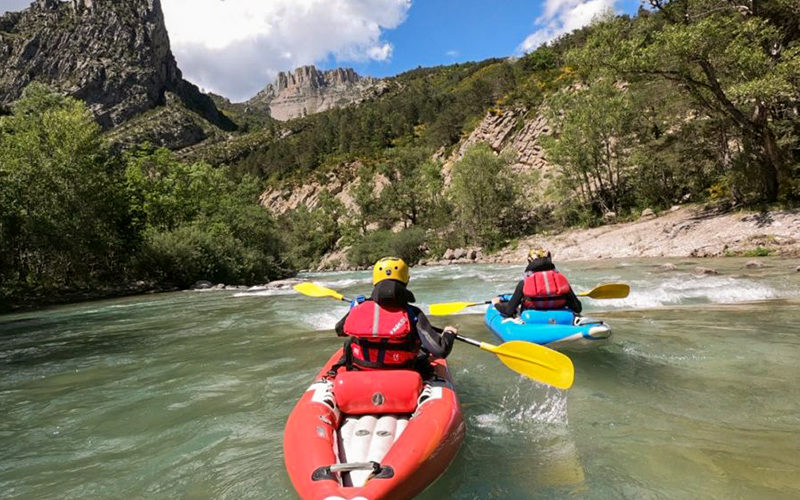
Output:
[
  {"xmin": 311, "ymin": 461, "xmax": 394, "ymax": 482},
  {"xmin": 326, "ymin": 338, "xmax": 355, "ymax": 377}
]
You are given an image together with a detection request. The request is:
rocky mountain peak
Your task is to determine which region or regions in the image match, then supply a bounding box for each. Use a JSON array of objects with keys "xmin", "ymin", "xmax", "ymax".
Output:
[
  {"xmin": 0, "ymin": 0, "xmax": 231, "ymax": 133},
  {"xmin": 246, "ymin": 65, "xmax": 380, "ymax": 121},
  {"xmin": 273, "ymin": 65, "xmax": 364, "ymax": 93}
]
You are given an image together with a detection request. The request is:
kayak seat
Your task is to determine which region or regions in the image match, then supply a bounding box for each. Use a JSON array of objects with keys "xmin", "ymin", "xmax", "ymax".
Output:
[
  {"xmin": 520, "ymin": 308, "xmax": 575, "ymax": 325},
  {"xmin": 333, "ymin": 370, "xmax": 423, "ymax": 415}
]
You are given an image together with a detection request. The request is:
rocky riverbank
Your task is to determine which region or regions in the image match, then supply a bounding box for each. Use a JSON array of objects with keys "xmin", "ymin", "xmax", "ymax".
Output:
[{"xmin": 412, "ymin": 204, "xmax": 800, "ymax": 267}]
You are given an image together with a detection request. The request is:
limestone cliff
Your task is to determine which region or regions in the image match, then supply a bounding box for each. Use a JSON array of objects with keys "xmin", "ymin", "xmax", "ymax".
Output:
[
  {"xmin": 246, "ymin": 65, "xmax": 381, "ymax": 121},
  {"xmin": 0, "ymin": 0, "xmax": 233, "ymax": 140},
  {"xmin": 259, "ymin": 107, "xmax": 553, "ymax": 215},
  {"xmin": 441, "ymin": 107, "xmax": 552, "ymax": 183}
]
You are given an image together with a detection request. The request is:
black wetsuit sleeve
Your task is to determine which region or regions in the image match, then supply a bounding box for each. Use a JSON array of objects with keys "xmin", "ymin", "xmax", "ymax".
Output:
[
  {"xmin": 565, "ymin": 289, "xmax": 582, "ymax": 314},
  {"xmin": 413, "ymin": 309, "xmax": 455, "ymax": 358},
  {"xmin": 495, "ymin": 281, "xmax": 525, "ymax": 317},
  {"xmin": 334, "ymin": 312, "xmax": 348, "ymax": 337}
]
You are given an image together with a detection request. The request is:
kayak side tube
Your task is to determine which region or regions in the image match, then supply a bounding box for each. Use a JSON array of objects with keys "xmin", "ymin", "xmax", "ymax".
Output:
[{"xmin": 484, "ymin": 304, "xmax": 611, "ymax": 349}]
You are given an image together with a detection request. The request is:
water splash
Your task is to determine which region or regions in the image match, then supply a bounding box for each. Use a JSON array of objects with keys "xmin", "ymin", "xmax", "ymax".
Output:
[
  {"xmin": 600, "ymin": 275, "xmax": 780, "ymax": 310},
  {"xmin": 473, "ymin": 378, "xmax": 569, "ymax": 435}
]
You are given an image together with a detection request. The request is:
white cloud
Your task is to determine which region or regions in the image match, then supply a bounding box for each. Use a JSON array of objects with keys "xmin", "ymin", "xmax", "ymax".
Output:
[
  {"xmin": 367, "ymin": 43, "xmax": 393, "ymax": 61},
  {"xmin": 518, "ymin": 0, "xmax": 616, "ymax": 53},
  {"xmin": 161, "ymin": 0, "xmax": 411, "ymax": 101},
  {"xmin": 445, "ymin": 49, "xmax": 459, "ymax": 57}
]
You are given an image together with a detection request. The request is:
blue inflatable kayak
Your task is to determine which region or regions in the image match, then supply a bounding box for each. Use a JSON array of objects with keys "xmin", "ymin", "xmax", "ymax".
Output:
[{"xmin": 485, "ymin": 302, "xmax": 611, "ymax": 348}]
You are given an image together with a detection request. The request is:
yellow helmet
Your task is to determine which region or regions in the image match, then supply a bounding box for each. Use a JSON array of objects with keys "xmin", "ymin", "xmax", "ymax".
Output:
[
  {"xmin": 372, "ymin": 257, "xmax": 410, "ymax": 285},
  {"xmin": 528, "ymin": 247, "xmax": 551, "ymax": 261}
]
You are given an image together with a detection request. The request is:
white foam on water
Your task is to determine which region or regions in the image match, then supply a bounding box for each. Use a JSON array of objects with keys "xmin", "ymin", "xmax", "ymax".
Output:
[
  {"xmin": 473, "ymin": 381, "xmax": 569, "ymax": 435},
  {"xmin": 232, "ymin": 289, "xmax": 294, "ymax": 298},
  {"xmin": 597, "ymin": 275, "xmax": 780, "ymax": 310},
  {"xmin": 619, "ymin": 342, "xmax": 708, "ymax": 364},
  {"xmin": 287, "ymin": 307, "xmax": 349, "ymax": 331}
]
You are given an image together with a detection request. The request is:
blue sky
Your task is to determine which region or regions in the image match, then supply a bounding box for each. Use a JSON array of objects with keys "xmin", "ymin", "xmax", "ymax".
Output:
[
  {"xmin": 330, "ymin": 0, "xmax": 641, "ymax": 77},
  {"xmin": 321, "ymin": 1, "xmax": 556, "ymax": 76},
  {"xmin": 2, "ymin": 0, "xmax": 642, "ymax": 100}
]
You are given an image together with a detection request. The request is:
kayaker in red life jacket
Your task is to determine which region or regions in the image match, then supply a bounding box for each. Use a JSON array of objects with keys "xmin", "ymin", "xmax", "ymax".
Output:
[
  {"xmin": 334, "ymin": 257, "xmax": 457, "ymax": 373},
  {"xmin": 492, "ymin": 248, "xmax": 582, "ymax": 317}
]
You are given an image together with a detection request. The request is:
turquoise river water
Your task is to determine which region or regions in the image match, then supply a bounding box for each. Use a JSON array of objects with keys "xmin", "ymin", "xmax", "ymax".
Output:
[{"xmin": 1, "ymin": 258, "xmax": 799, "ymax": 499}]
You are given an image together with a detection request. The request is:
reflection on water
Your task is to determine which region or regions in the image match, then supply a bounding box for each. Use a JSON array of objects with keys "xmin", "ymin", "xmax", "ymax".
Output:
[{"xmin": 1, "ymin": 258, "xmax": 799, "ymax": 499}]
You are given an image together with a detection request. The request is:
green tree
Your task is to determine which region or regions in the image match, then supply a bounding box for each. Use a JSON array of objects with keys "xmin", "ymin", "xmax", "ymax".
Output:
[
  {"xmin": 279, "ymin": 190, "xmax": 344, "ymax": 269},
  {"xmin": 543, "ymin": 80, "xmax": 638, "ymax": 217},
  {"xmin": 350, "ymin": 167, "xmax": 382, "ymax": 235},
  {"xmin": 378, "ymin": 147, "xmax": 440, "ymax": 228},
  {"xmin": 125, "ymin": 147, "xmax": 290, "ymax": 285},
  {"xmin": 0, "ymin": 84, "xmax": 132, "ymax": 300},
  {"xmin": 448, "ymin": 143, "xmax": 519, "ymax": 247},
  {"xmin": 570, "ymin": 1, "xmax": 800, "ymax": 202}
]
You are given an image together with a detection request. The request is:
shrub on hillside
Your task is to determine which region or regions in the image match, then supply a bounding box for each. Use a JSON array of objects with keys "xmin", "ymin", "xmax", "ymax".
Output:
[
  {"xmin": 348, "ymin": 228, "xmax": 427, "ymax": 267},
  {"xmin": 137, "ymin": 224, "xmax": 286, "ymax": 287}
]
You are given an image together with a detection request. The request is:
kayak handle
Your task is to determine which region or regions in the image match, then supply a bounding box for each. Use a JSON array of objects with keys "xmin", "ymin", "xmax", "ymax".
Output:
[
  {"xmin": 330, "ymin": 461, "xmax": 380, "ymax": 473},
  {"xmin": 312, "ymin": 462, "xmax": 395, "ymax": 481}
]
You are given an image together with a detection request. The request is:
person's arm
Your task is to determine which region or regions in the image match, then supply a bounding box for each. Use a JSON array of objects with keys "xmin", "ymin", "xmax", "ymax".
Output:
[
  {"xmin": 414, "ymin": 310, "xmax": 456, "ymax": 358},
  {"xmin": 334, "ymin": 312, "xmax": 349, "ymax": 337},
  {"xmin": 565, "ymin": 289, "xmax": 582, "ymax": 314},
  {"xmin": 494, "ymin": 281, "xmax": 524, "ymax": 316}
]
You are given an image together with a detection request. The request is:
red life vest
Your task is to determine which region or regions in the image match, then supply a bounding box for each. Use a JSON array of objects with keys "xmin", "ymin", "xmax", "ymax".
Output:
[
  {"xmin": 342, "ymin": 300, "xmax": 420, "ymax": 369},
  {"xmin": 522, "ymin": 270, "xmax": 572, "ymax": 310}
]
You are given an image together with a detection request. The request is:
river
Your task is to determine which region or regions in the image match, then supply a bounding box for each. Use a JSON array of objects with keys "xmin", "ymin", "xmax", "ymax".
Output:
[{"xmin": 1, "ymin": 258, "xmax": 799, "ymax": 499}]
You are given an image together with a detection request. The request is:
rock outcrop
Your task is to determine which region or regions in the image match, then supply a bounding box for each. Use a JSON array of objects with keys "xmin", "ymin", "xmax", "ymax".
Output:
[
  {"xmin": 246, "ymin": 65, "xmax": 381, "ymax": 121},
  {"xmin": 0, "ymin": 0, "xmax": 233, "ymax": 136},
  {"xmin": 259, "ymin": 162, "xmax": 391, "ymax": 218},
  {"xmin": 446, "ymin": 108, "xmax": 551, "ymax": 172}
]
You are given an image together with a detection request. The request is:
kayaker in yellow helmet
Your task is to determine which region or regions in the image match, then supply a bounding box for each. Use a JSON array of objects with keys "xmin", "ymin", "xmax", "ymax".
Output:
[
  {"xmin": 492, "ymin": 248, "xmax": 582, "ymax": 316},
  {"xmin": 334, "ymin": 257, "xmax": 457, "ymax": 374}
]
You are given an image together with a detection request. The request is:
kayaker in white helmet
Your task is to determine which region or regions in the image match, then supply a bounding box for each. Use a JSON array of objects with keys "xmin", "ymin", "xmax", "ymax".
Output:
[
  {"xmin": 492, "ymin": 248, "xmax": 582, "ymax": 316},
  {"xmin": 333, "ymin": 257, "xmax": 457, "ymax": 375}
]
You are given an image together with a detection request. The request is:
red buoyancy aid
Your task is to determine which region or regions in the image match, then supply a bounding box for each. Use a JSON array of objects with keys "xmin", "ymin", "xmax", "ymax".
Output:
[
  {"xmin": 522, "ymin": 270, "xmax": 572, "ymax": 310},
  {"xmin": 342, "ymin": 300, "xmax": 420, "ymax": 369}
]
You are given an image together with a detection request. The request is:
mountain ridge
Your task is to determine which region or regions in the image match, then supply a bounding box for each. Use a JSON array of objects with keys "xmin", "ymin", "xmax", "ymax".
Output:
[
  {"xmin": 245, "ymin": 65, "xmax": 382, "ymax": 121},
  {"xmin": 0, "ymin": 0, "xmax": 234, "ymax": 147}
]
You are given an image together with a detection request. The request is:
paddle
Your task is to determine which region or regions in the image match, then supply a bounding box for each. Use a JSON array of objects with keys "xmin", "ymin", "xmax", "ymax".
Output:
[
  {"xmin": 577, "ymin": 282, "xmax": 630, "ymax": 299},
  {"xmin": 292, "ymin": 282, "xmax": 575, "ymax": 389},
  {"xmin": 429, "ymin": 300, "xmax": 491, "ymax": 316},
  {"xmin": 429, "ymin": 282, "xmax": 630, "ymax": 316}
]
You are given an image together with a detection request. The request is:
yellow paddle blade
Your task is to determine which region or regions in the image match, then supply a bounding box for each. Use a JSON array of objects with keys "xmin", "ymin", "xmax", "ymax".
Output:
[
  {"xmin": 578, "ymin": 283, "xmax": 630, "ymax": 299},
  {"xmin": 292, "ymin": 282, "xmax": 345, "ymax": 301},
  {"xmin": 481, "ymin": 340, "xmax": 574, "ymax": 389},
  {"xmin": 429, "ymin": 301, "xmax": 481, "ymax": 316}
]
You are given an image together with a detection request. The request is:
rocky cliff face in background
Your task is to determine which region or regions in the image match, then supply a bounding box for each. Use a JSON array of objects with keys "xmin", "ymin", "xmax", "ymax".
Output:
[
  {"xmin": 260, "ymin": 106, "xmax": 555, "ymax": 215},
  {"xmin": 441, "ymin": 107, "xmax": 552, "ymax": 183},
  {"xmin": 0, "ymin": 0, "xmax": 233, "ymax": 146},
  {"xmin": 246, "ymin": 65, "xmax": 381, "ymax": 121}
]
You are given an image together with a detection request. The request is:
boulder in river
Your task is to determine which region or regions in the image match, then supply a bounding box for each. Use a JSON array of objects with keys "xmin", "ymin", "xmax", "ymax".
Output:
[
  {"xmin": 744, "ymin": 260, "xmax": 764, "ymax": 269},
  {"xmin": 695, "ymin": 267, "xmax": 718, "ymax": 275},
  {"xmin": 659, "ymin": 263, "xmax": 678, "ymax": 272},
  {"xmin": 443, "ymin": 249, "xmax": 455, "ymax": 260},
  {"xmin": 453, "ymin": 248, "xmax": 467, "ymax": 259},
  {"xmin": 192, "ymin": 280, "xmax": 213, "ymax": 290}
]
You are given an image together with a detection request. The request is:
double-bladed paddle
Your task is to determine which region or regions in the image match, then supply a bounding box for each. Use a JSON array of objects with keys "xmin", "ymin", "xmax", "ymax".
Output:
[
  {"xmin": 292, "ymin": 282, "xmax": 575, "ymax": 389},
  {"xmin": 429, "ymin": 282, "xmax": 630, "ymax": 316}
]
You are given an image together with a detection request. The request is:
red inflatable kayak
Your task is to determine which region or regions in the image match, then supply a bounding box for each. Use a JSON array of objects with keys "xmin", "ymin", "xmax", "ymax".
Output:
[{"xmin": 283, "ymin": 349, "xmax": 465, "ymax": 500}]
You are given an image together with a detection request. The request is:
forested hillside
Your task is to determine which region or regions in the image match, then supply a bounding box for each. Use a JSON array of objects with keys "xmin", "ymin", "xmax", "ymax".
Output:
[
  {"xmin": 208, "ymin": 0, "xmax": 799, "ymax": 271},
  {"xmin": 1, "ymin": 0, "xmax": 798, "ymax": 308}
]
